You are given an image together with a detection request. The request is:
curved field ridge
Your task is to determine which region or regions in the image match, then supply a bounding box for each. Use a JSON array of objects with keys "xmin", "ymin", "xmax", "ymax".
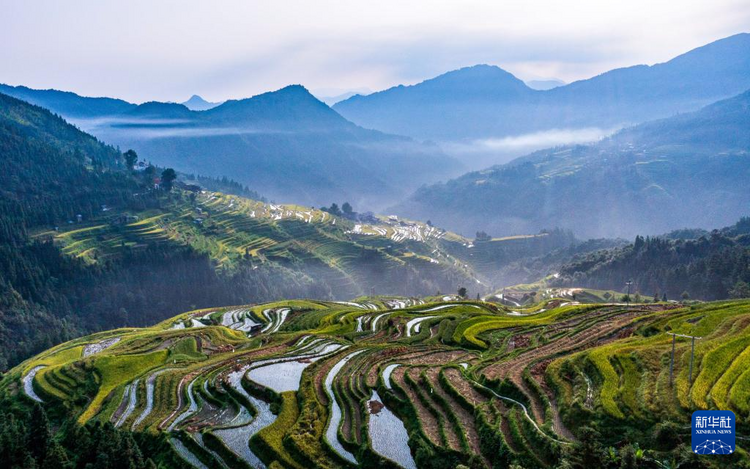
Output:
[
  {"xmin": 382, "ymin": 364, "xmax": 399, "ymax": 389},
  {"xmin": 171, "ymin": 438, "xmax": 209, "ymax": 469},
  {"xmin": 405, "ymin": 316, "xmax": 436, "ymax": 337},
  {"xmin": 324, "ymin": 350, "xmax": 365, "ymax": 464},
  {"xmin": 7, "ymin": 298, "xmax": 750, "ymax": 468}
]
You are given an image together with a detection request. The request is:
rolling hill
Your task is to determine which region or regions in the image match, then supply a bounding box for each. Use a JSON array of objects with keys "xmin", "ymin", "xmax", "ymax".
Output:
[
  {"xmin": 393, "ymin": 89, "xmax": 750, "ymax": 239},
  {"xmin": 334, "ymin": 33, "xmax": 750, "ymax": 142},
  {"xmin": 3, "ymin": 296, "xmax": 748, "ymax": 468}
]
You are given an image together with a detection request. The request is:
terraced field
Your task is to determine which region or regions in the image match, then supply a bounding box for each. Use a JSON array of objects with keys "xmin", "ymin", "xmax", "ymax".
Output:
[
  {"xmin": 34, "ymin": 191, "xmax": 494, "ymax": 298},
  {"xmin": 4, "ymin": 296, "xmax": 749, "ymax": 468},
  {"xmin": 33, "ymin": 190, "xmax": 576, "ymax": 302}
]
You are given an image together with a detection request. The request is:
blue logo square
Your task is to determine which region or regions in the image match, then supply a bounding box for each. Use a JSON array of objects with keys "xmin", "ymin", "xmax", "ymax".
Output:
[{"xmin": 692, "ymin": 410, "xmax": 735, "ymax": 455}]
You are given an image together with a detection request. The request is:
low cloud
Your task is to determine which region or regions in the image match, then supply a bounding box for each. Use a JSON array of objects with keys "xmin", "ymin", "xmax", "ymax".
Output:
[
  {"xmin": 443, "ymin": 127, "xmax": 620, "ymax": 169},
  {"xmin": 474, "ymin": 127, "xmax": 619, "ymax": 150}
]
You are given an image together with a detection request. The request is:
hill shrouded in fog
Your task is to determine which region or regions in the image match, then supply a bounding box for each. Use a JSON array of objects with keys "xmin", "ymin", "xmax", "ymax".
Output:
[{"xmin": 393, "ymin": 88, "xmax": 750, "ymax": 239}]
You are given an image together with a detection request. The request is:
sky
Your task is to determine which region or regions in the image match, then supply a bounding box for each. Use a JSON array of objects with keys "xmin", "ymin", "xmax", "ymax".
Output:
[{"xmin": 1, "ymin": 0, "xmax": 748, "ymax": 103}]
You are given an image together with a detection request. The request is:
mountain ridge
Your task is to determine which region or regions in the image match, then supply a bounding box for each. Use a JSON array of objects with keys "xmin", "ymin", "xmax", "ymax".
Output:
[{"xmin": 334, "ymin": 33, "xmax": 750, "ymax": 140}]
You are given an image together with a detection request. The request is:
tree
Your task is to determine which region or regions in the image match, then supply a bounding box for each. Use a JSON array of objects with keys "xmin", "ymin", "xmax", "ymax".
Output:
[
  {"xmin": 662, "ymin": 293, "xmax": 668, "ymax": 302},
  {"xmin": 41, "ymin": 442, "xmax": 72, "ymax": 469},
  {"xmin": 475, "ymin": 231, "xmax": 491, "ymax": 241},
  {"xmin": 458, "ymin": 287, "xmax": 467, "ymax": 298},
  {"xmin": 123, "ymin": 149, "xmax": 138, "ymax": 169},
  {"xmin": 327, "ymin": 203, "xmax": 342, "ymax": 216},
  {"xmin": 730, "ymin": 281, "xmax": 750, "ymax": 299},
  {"xmin": 681, "ymin": 291, "xmax": 690, "ymax": 301},
  {"xmin": 634, "ymin": 292, "xmax": 641, "ymax": 303},
  {"xmin": 621, "ymin": 294, "xmax": 631, "ymax": 303},
  {"xmin": 161, "ymin": 168, "xmax": 177, "ymax": 191},
  {"xmin": 565, "ymin": 426, "xmax": 609, "ymax": 468},
  {"xmin": 29, "ymin": 404, "xmax": 50, "ymax": 460},
  {"xmin": 342, "ymin": 202, "xmax": 353, "ymax": 216},
  {"xmin": 654, "ymin": 292, "xmax": 660, "ymax": 303}
]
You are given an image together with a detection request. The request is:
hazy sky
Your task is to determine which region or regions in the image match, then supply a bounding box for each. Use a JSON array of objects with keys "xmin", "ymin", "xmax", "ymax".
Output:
[{"xmin": 2, "ymin": 0, "xmax": 748, "ymax": 103}]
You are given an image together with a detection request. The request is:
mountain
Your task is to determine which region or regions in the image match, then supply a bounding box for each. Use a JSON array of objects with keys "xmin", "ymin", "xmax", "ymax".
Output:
[
  {"xmin": 4, "ymin": 293, "xmax": 749, "ymax": 468},
  {"xmin": 0, "ymin": 83, "xmax": 135, "ymax": 118},
  {"xmin": 80, "ymin": 85, "xmax": 462, "ymax": 209},
  {"xmin": 181, "ymin": 94, "xmax": 222, "ymax": 111},
  {"xmin": 335, "ymin": 64, "xmax": 537, "ymax": 140},
  {"xmin": 525, "ymin": 78, "xmax": 565, "ymax": 90},
  {"xmin": 393, "ymin": 89, "xmax": 750, "ymax": 239},
  {"xmin": 4, "ymin": 84, "xmax": 461, "ymax": 210},
  {"xmin": 334, "ymin": 33, "xmax": 750, "ymax": 141}
]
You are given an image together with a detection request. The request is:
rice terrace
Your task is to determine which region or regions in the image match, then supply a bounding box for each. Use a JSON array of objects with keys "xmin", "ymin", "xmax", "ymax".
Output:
[
  {"xmin": 2, "ymin": 2, "xmax": 750, "ymax": 469},
  {"xmin": 5, "ymin": 295, "xmax": 750, "ymax": 468}
]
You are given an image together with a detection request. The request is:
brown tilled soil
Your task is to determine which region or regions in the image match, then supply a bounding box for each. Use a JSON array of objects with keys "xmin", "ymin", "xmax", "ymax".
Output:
[
  {"xmin": 425, "ymin": 368, "xmax": 486, "ymax": 463},
  {"xmin": 390, "ymin": 367, "xmax": 442, "ymax": 447},
  {"xmin": 508, "ymin": 334, "xmax": 531, "ymax": 351},
  {"xmin": 406, "ymin": 367, "xmax": 462, "ymax": 451},
  {"xmin": 402, "ymin": 350, "xmax": 473, "ymax": 366},
  {"xmin": 441, "ymin": 368, "xmax": 521, "ymax": 452},
  {"xmin": 313, "ymin": 355, "xmax": 338, "ymax": 406}
]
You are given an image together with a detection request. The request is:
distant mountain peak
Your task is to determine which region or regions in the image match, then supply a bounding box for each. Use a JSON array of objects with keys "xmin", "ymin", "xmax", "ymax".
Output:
[
  {"xmin": 204, "ymin": 84, "xmax": 351, "ymax": 129},
  {"xmin": 418, "ymin": 64, "xmax": 530, "ymax": 92},
  {"xmin": 181, "ymin": 94, "xmax": 222, "ymax": 111}
]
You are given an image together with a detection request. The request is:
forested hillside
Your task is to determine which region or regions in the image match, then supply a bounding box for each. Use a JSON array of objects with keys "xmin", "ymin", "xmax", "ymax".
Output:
[{"xmin": 556, "ymin": 218, "xmax": 750, "ymax": 300}]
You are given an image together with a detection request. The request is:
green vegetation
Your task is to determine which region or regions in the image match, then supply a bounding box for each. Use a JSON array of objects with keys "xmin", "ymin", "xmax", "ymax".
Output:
[{"xmin": 3, "ymin": 297, "xmax": 749, "ymax": 468}]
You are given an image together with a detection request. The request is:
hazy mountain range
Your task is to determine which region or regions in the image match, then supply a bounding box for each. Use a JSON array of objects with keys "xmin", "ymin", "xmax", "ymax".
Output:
[
  {"xmin": 393, "ymin": 88, "xmax": 750, "ymax": 238},
  {"xmin": 1, "ymin": 33, "xmax": 748, "ymax": 232},
  {"xmin": 0, "ymin": 84, "xmax": 460, "ymax": 209},
  {"xmin": 334, "ymin": 33, "xmax": 750, "ymax": 142}
]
